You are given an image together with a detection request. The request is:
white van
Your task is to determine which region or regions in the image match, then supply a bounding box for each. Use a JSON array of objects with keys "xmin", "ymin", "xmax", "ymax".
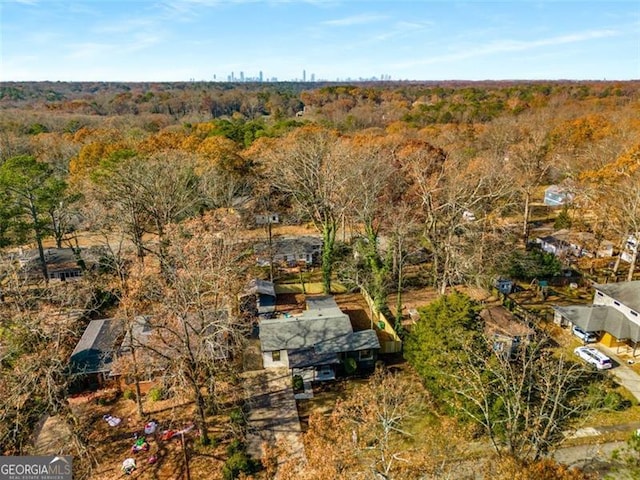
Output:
[{"xmin": 574, "ymin": 346, "xmax": 612, "ymax": 370}]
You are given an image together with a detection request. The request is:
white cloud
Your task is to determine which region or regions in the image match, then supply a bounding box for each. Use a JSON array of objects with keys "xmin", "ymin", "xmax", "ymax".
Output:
[
  {"xmin": 322, "ymin": 13, "xmax": 388, "ymax": 27},
  {"xmin": 393, "ymin": 28, "xmax": 620, "ymax": 68}
]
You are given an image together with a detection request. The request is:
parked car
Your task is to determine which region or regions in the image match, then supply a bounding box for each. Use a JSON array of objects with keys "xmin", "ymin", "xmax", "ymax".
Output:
[
  {"xmin": 574, "ymin": 346, "xmax": 612, "ymax": 370},
  {"xmin": 572, "ymin": 325, "xmax": 598, "ymax": 343}
]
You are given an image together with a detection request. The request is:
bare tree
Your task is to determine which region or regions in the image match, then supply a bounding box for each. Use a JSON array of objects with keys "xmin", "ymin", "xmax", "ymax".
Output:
[
  {"xmin": 91, "ymin": 150, "xmax": 202, "ymax": 276},
  {"xmin": 405, "ymin": 144, "xmax": 513, "ymax": 293},
  {"xmin": 259, "ymin": 126, "xmax": 350, "ymax": 293},
  {"xmin": 136, "ymin": 214, "xmax": 251, "ymax": 446},
  {"xmin": 450, "ymin": 337, "xmax": 601, "ymax": 461},
  {"xmin": 278, "ymin": 368, "xmax": 467, "ymax": 480},
  {"xmin": 340, "ymin": 134, "xmax": 399, "ymax": 308}
]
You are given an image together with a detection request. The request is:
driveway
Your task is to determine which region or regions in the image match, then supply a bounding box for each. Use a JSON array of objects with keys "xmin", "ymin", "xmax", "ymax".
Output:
[
  {"xmin": 242, "ymin": 368, "xmax": 306, "ymax": 476},
  {"xmin": 596, "ymin": 344, "xmax": 640, "ymax": 402}
]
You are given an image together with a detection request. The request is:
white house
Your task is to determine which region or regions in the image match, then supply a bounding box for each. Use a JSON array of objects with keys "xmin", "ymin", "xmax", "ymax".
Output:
[
  {"xmin": 544, "ymin": 185, "xmax": 574, "ymax": 207},
  {"xmin": 536, "ymin": 229, "xmax": 614, "ymax": 259},
  {"xmin": 621, "ymin": 234, "xmax": 639, "ymax": 264},
  {"xmin": 254, "ymin": 235, "xmax": 323, "ymax": 267},
  {"xmin": 554, "ymin": 280, "xmax": 640, "ymax": 355}
]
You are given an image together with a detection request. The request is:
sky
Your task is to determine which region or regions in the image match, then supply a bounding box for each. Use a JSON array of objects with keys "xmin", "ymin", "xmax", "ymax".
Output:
[{"xmin": 1, "ymin": 0, "xmax": 639, "ymax": 82}]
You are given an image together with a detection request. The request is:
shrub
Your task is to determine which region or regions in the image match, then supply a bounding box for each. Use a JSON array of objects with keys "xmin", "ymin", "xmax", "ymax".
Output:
[
  {"xmin": 226, "ymin": 438, "xmax": 244, "ymax": 456},
  {"xmin": 345, "ymin": 357, "xmax": 357, "ymax": 375},
  {"xmin": 229, "ymin": 407, "xmax": 246, "ymax": 426},
  {"xmin": 122, "ymin": 389, "xmax": 136, "ymax": 401},
  {"xmin": 602, "ymin": 391, "xmax": 632, "ymax": 411},
  {"xmin": 292, "ymin": 375, "xmax": 304, "ymax": 391},
  {"xmin": 147, "ymin": 386, "xmax": 164, "ymax": 403},
  {"xmin": 222, "ymin": 451, "xmax": 259, "ymax": 480}
]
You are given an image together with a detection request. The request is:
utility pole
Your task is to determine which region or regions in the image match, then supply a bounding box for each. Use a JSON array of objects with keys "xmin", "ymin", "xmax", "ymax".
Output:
[{"xmin": 182, "ymin": 432, "xmax": 191, "ymax": 480}]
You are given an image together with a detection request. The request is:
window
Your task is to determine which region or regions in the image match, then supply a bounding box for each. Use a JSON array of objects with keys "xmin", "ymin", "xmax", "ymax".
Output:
[
  {"xmin": 597, "ymin": 292, "xmax": 604, "ymax": 297},
  {"xmin": 359, "ymin": 349, "xmax": 373, "ymax": 360},
  {"xmin": 614, "ymin": 301, "xmax": 621, "ymax": 306},
  {"xmin": 271, "ymin": 350, "xmax": 281, "ymax": 362},
  {"xmin": 632, "ymin": 311, "xmax": 639, "ymax": 317}
]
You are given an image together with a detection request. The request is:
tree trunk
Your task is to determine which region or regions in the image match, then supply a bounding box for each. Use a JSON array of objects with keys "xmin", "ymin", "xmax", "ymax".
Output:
[
  {"xmin": 628, "ymin": 248, "xmax": 638, "ymax": 282},
  {"xmin": 321, "ymin": 220, "xmax": 337, "ymax": 294},
  {"xmin": 523, "ymin": 190, "xmax": 531, "ymax": 244},
  {"xmin": 50, "ymin": 210, "xmax": 64, "ymax": 248},
  {"xmin": 267, "ymin": 220, "xmax": 274, "ymax": 283},
  {"xmin": 364, "ymin": 223, "xmax": 387, "ymax": 309},
  {"xmin": 395, "ymin": 246, "xmax": 404, "ymax": 333},
  {"xmin": 29, "ymin": 196, "xmax": 49, "ymax": 282},
  {"xmin": 130, "ymin": 346, "xmax": 144, "ymax": 418},
  {"xmin": 194, "ymin": 384, "xmax": 210, "ymax": 446},
  {"xmin": 613, "ymin": 235, "xmax": 627, "ymax": 276}
]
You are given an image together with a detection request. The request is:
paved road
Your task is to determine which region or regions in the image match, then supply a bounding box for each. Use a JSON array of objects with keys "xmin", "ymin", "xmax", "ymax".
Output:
[{"xmin": 242, "ymin": 368, "xmax": 306, "ymax": 477}]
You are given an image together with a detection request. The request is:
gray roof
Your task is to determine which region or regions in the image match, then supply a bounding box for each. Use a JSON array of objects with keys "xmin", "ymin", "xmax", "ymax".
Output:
[
  {"xmin": 594, "ymin": 281, "xmax": 640, "ymax": 313},
  {"xmin": 259, "ymin": 313, "xmax": 353, "ymax": 351},
  {"xmin": 70, "ymin": 319, "xmax": 123, "ymax": 374},
  {"xmin": 243, "ymin": 279, "xmax": 276, "ymax": 297},
  {"xmin": 254, "ymin": 235, "xmax": 322, "ymax": 257},
  {"xmin": 288, "ymin": 348, "xmax": 340, "ymax": 368},
  {"xmin": 315, "ymin": 330, "xmax": 380, "ymax": 353},
  {"xmin": 554, "ymin": 305, "xmax": 640, "ymax": 342},
  {"xmin": 305, "ymin": 295, "xmax": 338, "ymax": 311},
  {"xmin": 120, "ymin": 316, "xmax": 153, "ymax": 351},
  {"xmin": 480, "ymin": 306, "xmax": 535, "ymax": 338}
]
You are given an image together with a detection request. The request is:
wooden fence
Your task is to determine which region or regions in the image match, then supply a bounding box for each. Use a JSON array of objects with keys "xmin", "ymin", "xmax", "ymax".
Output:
[{"xmin": 360, "ymin": 288, "xmax": 403, "ymax": 354}]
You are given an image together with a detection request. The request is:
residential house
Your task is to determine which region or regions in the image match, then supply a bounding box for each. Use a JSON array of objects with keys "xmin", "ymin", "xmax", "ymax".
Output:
[
  {"xmin": 240, "ymin": 279, "xmax": 277, "ymax": 318},
  {"xmin": 536, "ymin": 229, "xmax": 614, "ymax": 259},
  {"xmin": 16, "ymin": 247, "xmax": 99, "ymax": 282},
  {"xmin": 543, "ymin": 185, "xmax": 573, "ymax": 207},
  {"xmin": 254, "ymin": 235, "xmax": 322, "ymax": 267},
  {"xmin": 480, "ymin": 306, "xmax": 535, "ymax": 359},
  {"xmin": 113, "ymin": 312, "xmax": 236, "ymax": 392},
  {"xmin": 621, "ymin": 234, "xmax": 639, "ymax": 264},
  {"xmin": 70, "ymin": 318, "xmax": 123, "ymax": 389},
  {"xmin": 259, "ymin": 295, "xmax": 380, "ymax": 381},
  {"xmin": 554, "ymin": 280, "xmax": 640, "ymax": 355},
  {"xmin": 113, "ymin": 316, "xmax": 160, "ymax": 393}
]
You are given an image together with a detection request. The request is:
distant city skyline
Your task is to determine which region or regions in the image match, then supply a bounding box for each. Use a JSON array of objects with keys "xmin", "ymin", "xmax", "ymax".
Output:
[
  {"xmin": 1, "ymin": 1, "xmax": 639, "ymax": 82},
  {"xmin": 217, "ymin": 70, "xmax": 386, "ymax": 83}
]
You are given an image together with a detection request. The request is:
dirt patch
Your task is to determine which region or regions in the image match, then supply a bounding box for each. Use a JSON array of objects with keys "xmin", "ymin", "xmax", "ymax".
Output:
[
  {"xmin": 276, "ymin": 293, "xmax": 306, "ymax": 314},
  {"xmin": 43, "ymin": 386, "xmax": 247, "ymax": 480}
]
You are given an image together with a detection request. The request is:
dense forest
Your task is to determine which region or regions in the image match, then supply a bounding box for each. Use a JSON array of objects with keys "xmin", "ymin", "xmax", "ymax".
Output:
[{"xmin": 1, "ymin": 80, "xmax": 640, "ymax": 479}]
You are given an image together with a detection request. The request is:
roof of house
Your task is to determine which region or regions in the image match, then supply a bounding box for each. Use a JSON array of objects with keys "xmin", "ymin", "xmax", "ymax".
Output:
[
  {"xmin": 594, "ymin": 281, "xmax": 640, "ymax": 313},
  {"xmin": 260, "ymin": 294, "xmax": 381, "ymax": 354},
  {"xmin": 554, "ymin": 305, "xmax": 640, "ymax": 342},
  {"xmin": 120, "ymin": 315, "xmax": 154, "ymax": 351},
  {"xmin": 314, "ymin": 330, "xmax": 380, "ymax": 353},
  {"xmin": 305, "ymin": 295, "xmax": 338, "ymax": 311},
  {"xmin": 480, "ymin": 306, "xmax": 534, "ymax": 338},
  {"xmin": 288, "ymin": 348, "xmax": 340, "ymax": 368},
  {"xmin": 70, "ymin": 318, "xmax": 123, "ymax": 375},
  {"xmin": 243, "ymin": 279, "xmax": 276, "ymax": 297},
  {"xmin": 254, "ymin": 235, "xmax": 323, "ymax": 256},
  {"xmin": 259, "ymin": 313, "xmax": 353, "ymax": 351}
]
